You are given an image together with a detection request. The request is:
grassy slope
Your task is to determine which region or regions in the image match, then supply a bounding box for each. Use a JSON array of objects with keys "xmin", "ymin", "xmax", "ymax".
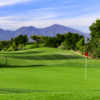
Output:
[{"xmin": 0, "ymin": 48, "xmax": 100, "ymax": 100}]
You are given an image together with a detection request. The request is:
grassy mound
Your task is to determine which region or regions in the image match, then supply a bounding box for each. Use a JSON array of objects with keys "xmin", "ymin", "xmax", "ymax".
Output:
[{"xmin": 0, "ymin": 48, "xmax": 100, "ymax": 100}]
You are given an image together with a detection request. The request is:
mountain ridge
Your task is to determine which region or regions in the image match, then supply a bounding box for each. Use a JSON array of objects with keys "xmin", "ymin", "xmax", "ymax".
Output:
[{"xmin": 0, "ymin": 24, "xmax": 89, "ymax": 40}]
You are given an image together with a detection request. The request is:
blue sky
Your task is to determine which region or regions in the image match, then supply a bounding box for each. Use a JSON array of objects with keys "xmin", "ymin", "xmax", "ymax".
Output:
[{"xmin": 0, "ymin": 0, "xmax": 100, "ymax": 33}]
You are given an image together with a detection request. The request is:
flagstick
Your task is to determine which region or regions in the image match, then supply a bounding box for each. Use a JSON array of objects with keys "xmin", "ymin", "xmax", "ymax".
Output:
[{"xmin": 84, "ymin": 57, "xmax": 88, "ymax": 80}]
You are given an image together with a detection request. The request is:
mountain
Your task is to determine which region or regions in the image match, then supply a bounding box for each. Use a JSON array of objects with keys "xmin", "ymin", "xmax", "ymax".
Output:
[
  {"xmin": 0, "ymin": 29, "xmax": 14, "ymax": 40},
  {"xmin": 0, "ymin": 24, "xmax": 89, "ymax": 40}
]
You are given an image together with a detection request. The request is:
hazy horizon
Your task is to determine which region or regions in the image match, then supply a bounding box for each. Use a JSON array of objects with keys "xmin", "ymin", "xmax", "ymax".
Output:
[{"xmin": 0, "ymin": 0, "xmax": 100, "ymax": 33}]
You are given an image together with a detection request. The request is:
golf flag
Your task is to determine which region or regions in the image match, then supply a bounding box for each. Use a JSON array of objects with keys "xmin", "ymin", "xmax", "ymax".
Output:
[
  {"xmin": 85, "ymin": 52, "xmax": 88, "ymax": 58},
  {"xmin": 84, "ymin": 52, "xmax": 88, "ymax": 80}
]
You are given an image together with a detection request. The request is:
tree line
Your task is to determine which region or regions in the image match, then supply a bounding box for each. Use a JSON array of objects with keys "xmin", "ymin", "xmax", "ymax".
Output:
[
  {"xmin": 87, "ymin": 19, "xmax": 100, "ymax": 58},
  {"xmin": 0, "ymin": 35, "xmax": 28, "ymax": 51},
  {"xmin": 31, "ymin": 33, "xmax": 84, "ymax": 51},
  {"xmin": 30, "ymin": 19, "xmax": 100, "ymax": 58},
  {"xmin": 0, "ymin": 32, "xmax": 84, "ymax": 52},
  {"xmin": 0, "ymin": 19, "xmax": 100, "ymax": 58}
]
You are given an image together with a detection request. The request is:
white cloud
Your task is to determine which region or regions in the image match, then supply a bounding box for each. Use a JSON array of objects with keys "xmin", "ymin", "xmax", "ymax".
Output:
[
  {"xmin": 0, "ymin": 0, "xmax": 31, "ymax": 6},
  {"xmin": 0, "ymin": 12, "xmax": 99, "ymax": 33}
]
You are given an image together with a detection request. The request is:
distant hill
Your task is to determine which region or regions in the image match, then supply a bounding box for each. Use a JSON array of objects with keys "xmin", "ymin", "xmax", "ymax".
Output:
[
  {"xmin": 0, "ymin": 29, "xmax": 14, "ymax": 40},
  {"xmin": 0, "ymin": 24, "xmax": 89, "ymax": 40}
]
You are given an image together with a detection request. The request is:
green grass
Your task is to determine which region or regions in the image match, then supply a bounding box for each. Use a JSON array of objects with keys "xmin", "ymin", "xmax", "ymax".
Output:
[{"xmin": 0, "ymin": 47, "xmax": 100, "ymax": 100}]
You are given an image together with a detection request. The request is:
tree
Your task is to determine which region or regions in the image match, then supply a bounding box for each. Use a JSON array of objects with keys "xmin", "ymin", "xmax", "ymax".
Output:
[
  {"xmin": 45, "ymin": 37, "xmax": 58, "ymax": 48},
  {"xmin": 0, "ymin": 41, "xmax": 10, "ymax": 50},
  {"xmin": 76, "ymin": 38, "xmax": 84, "ymax": 53},
  {"xmin": 62, "ymin": 33, "xmax": 73, "ymax": 49},
  {"xmin": 8, "ymin": 41, "xmax": 17, "ymax": 51},
  {"xmin": 62, "ymin": 32, "xmax": 83, "ymax": 50},
  {"xmin": 8, "ymin": 35, "xmax": 28, "ymax": 51},
  {"xmin": 15, "ymin": 35, "xmax": 28, "ymax": 45},
  {"xmin": 31, "ymin": 35, "xmax": 43, "ymax": 47},
  {"xmin": 90, "ymin": 20, "xmax": 100, "ymax": 39},
  {"xmin": 89, "ymin": 19, "xmax": 100, "ymax": 58},
  {"xmin": 56, "ymin": 34, "xmax": 65, "ymax": 46}
]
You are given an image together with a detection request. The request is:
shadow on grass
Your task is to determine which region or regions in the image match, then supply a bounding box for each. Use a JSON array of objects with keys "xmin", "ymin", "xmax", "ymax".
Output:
[
  {"xmin": 0, "ymin": 51, "xmax": 43, "ymax": 55},
  {"xmin": 0, "ymin": 88, "xmax": 48, "ymax": 94},
  {"xmin": 10, "ymin": 54, "xmax": 84, "ymax": 60},
  {"xmin": 0, "ymin": 64, "xmax": 46, "ymax": 68}
]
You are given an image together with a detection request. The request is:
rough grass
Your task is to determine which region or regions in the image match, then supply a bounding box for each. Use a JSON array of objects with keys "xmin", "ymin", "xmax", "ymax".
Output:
[{"xmin": 0, "ymin": 47, "xmax": 100, "ymax": 100}]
